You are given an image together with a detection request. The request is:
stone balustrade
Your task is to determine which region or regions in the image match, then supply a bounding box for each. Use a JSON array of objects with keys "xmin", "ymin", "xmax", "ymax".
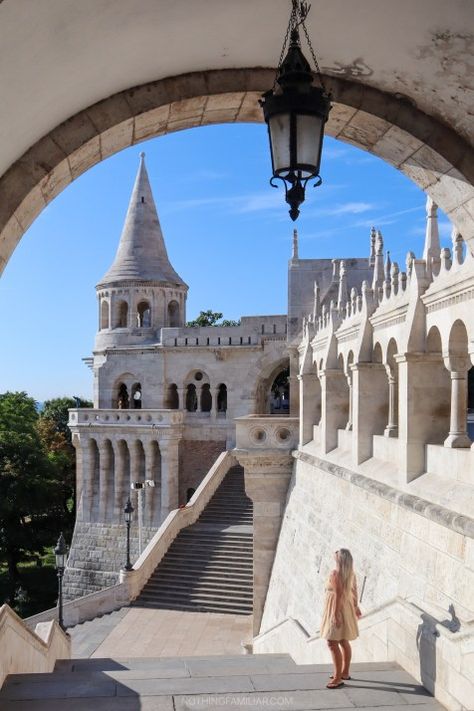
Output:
[
  {"xmin": 235, "ymin": 415, "xmax": 299, "ymax": 451},
  {"xmin": 68, "ymin": 408, "xmax": 184, "ymax": 428}
]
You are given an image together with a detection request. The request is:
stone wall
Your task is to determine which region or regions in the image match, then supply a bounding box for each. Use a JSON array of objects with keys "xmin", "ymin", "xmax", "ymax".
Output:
[
  {"xmin": 263, "ymin": 451, "xmax": 473, "ymax": 633},
  {"xmin": 63, "ymin": 522, "xmax": 156, "ymax": 600},
  {"xmin": 179, "ymin": 440, "xmax": 226, "ymax": 503}
]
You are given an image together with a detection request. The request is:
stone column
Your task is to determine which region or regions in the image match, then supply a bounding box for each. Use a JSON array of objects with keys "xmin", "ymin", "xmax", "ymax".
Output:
[
  {"xmin": 143, "ymin": 439, "xmax": 158, "ymax": 525},
  {"xmin": 213, "ymin": 387, "xmax": 220, "ymax": 419},
  {"xmin": 444, "ymin": 357, "xmax": 471, "ymax": 448},
  {"xmin": 112, "ymin": 440, "xmax": 126, "ymax": 522},
  {"xmin": 384, "ymin": 365, "xmax": 398, "ymax": 437},
  {"xmin": 177, "ymin": 386, "xmax": 186, "ymax": 411},
  {"xmin": 396, "ymin": 353, "xmax": 451, "ymax": 481},
  {"xmin": 234, "ymin": 451, "xmax": 293, "ymax": 636},
  {"xmin": 80, "ymin": 437, "xmax": 95, "ymax": 522},
  {"xmin": 98, "ymin": 439, "xmax": 112, "ymax": 521},
  {"xmin": 288, "ymin": 347, "xmax": 300, "ymax": 416},
  {"xmin": 319, "ymin": 369, "xmax": 348, "ymax": 454},
  {"xmin": 351, "ymin": 362, "xmax": 388, "ymax": 464},
  {"xmin": 345, "ymin": 373, "xmax": 353, "ymax": 432},
  {"xmin": 298, "ymin": 372, "xmax": 321, "ymax": 446},
  {"xmin": 159, "ymin": 437, "xmax": 180, "ymax": 520}
]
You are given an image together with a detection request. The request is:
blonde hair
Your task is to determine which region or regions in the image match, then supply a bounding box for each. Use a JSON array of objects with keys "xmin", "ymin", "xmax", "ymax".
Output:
[{"xmin": 336, "ymin": 548, "xmax": 354, "ymax": 597}]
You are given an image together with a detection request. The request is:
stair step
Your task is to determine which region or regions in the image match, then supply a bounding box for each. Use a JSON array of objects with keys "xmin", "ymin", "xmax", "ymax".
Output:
[
  {"xmin": 157, "ymin": 562, "xmax": 253, "ymax": 575},
  {"xmin": 142, "ymin": 587, "xmax": 252, "ymax": 602},
  {"xmin": 170, "ymin": 542, "xmax": 253, "ymax": 553},
  {"xmin": 133, "ymin": 600, "xmax": 251, "ymax": 615},
  {"xmin": 143, "ymin": 579, "xmax": 253, "ymax": 594},
  {"xmin": 149, "ymin": 570, "xmax": 252, "ymax": 584}
]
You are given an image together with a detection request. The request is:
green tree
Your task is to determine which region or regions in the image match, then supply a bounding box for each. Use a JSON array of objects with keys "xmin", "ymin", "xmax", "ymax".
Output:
[
  {"xmin": 38, "ymin": 397, "xmax": 92, "ymax": 524},
  {"xmin": 0, "ymin": 392, "xmax": 63, "ymax": 603},
  {"xmin": 186, "ymin": 310, "xmax": 241, "ymax": 327}
]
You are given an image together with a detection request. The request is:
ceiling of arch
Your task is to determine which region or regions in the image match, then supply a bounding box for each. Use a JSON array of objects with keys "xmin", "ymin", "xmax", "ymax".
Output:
[{"xmin": 0, "ymin": 0, "xmax": 472, "ymax": 181}]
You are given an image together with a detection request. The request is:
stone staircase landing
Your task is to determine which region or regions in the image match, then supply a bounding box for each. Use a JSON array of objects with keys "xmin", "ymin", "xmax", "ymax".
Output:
[{"xmin": 0, "ymin": 656, "xmax": 444, "ymax": 710}]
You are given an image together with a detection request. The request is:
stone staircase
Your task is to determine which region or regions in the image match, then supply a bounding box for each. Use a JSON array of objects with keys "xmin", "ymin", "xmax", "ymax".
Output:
[
  {"xmin": 134, "ymin": 464, "xmax": 253, "ymax": 614},
  {"xmin": 0, "ymin": 656, "xmax": 443, "ymax": 710}
]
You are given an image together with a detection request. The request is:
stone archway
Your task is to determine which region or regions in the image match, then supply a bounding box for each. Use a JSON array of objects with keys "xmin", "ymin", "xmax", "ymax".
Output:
[{"xmin": 1, "ymin": 68, "xmax": 473, "ymax": 276}]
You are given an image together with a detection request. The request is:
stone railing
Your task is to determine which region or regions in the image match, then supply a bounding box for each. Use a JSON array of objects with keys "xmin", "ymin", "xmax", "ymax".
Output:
[
  {"xmin": 68, "ymin": 408, "xmax": 184, "ymax": 428},
  {"xmin": 0, "ymin": 604, "xmax": 70, "ymax": 687},
  {"xmin": 25, "ymin": 450, "xmax": 236, "ymax": 629},
  {"xmin": 252, "ymin": 597, "xmax": 474, "ymax": 711},
  {"xmin": 235, "ymin": 415, "xmax": 299, "ymax": 451}
]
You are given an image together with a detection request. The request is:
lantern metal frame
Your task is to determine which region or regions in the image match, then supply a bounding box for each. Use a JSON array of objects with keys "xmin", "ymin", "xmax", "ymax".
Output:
[
  {"xmin": 260, "ymin": 0, "xmax": 331, "ymax": 220},
  {"xmin": 54, "ymin": 532, "xmax": 68, "ymax": 631},
  {"xmin": 124, "ymin": 497, "xmax": 134, "ymax": 571}
]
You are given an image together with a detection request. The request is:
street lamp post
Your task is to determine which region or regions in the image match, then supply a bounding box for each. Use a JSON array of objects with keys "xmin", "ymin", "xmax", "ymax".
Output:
[
  {"xmin": 124, "ymin": 498, "xmax": 134, "ymax": 571},
  {"xmin": 54, "ymin": 532, "xmax": 68, "ymax": 631},
  {"xmin": 260, "ymin": 0, "xmax": 331, "ymax": 220}
]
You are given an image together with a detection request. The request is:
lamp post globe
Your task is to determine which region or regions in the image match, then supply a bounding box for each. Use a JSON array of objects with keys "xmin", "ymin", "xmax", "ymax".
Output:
[{"xmin": 260, "ymin": 1, "xmax": 331, "ymax": 220}]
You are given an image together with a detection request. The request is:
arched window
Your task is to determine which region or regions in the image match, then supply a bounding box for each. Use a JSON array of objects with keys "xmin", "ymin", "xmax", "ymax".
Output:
[
  {"xmin": 270, "ymin": 367, "xmax": 290, "ymax": 413},
  {"xmin": 132, "ymin": 383, "xmax": 142, "ymax": 409},
  {"xmin": 117, "ymin": 383, "xmax": 129, "ymax": 409},
  {"xmin": 137, "ymin": 300, "xmax": 151, "ymax": 328},
  {"xmin": 116, "ymin": 300, "xmax": 128, "ymax": 328},
  {"xmin": 100, "ymin": 300, "xmax": 109, "ymax": 329},
  {"xmin": 186, "ymin": 384, "xmax": 198, "ymax": 412},
  {"xmin": 168, "ymin": 300, "xmax": 180, "ymax": 327},
  {"xmin": 201, "ymin": 383, "xmax": 212, "ymax": 412},
  {"xmin": 165, "ymin": 383, "xmax": 179, "ymax": 409},
  {"xmin": 217, "ymin": 384, "xmax": 227, "ymax": 413}
]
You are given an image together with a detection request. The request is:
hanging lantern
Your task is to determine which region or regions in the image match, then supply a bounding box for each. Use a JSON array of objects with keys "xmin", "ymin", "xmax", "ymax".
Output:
[{"xmin": 260, "ymin": 1, "xmax": 331, "ymax": 221}]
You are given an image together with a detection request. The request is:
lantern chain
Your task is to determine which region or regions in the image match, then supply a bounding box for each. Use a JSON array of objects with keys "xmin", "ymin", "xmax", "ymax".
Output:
[{"xmin": 273, "ymin": 4, "xmax": 296, "ymax": 89}]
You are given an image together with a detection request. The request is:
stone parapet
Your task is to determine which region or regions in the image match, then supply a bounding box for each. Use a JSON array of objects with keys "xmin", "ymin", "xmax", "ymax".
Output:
[
  {"xmin": 0, "ymin": 605, "xmax": 70, "ymax": 688},
  {"xmin": 68, "ymin": 408, "xmax": 184, "ymax": 430},
  {"xmin": 235, "ymin": 415, "xmax": 299, "ymax": 451}
]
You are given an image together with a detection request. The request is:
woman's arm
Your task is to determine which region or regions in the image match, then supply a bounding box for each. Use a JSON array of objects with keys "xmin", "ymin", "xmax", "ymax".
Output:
[
  {"xmin": 352, "ymin": 574, "xmax": 362, "ymax": 618},
  {"xmin": 330, "ymin": 570, "xmax": 343, "ymax": 626}
]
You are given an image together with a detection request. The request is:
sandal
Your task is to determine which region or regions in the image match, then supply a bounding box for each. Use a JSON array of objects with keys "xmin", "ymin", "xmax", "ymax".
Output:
[
  {"xmin": 330, "ymin": 674, "xmax": 351, "ymax": 680},
  {"xmin": 326, "ymin": 680, "xmax": 345, "ymax": 689}
]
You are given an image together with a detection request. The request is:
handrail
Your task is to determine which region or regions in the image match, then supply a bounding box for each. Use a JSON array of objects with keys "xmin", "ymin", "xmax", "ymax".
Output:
[{"xmin": 0, "ymin": 604, "xmax": 70, "ymax": 688}]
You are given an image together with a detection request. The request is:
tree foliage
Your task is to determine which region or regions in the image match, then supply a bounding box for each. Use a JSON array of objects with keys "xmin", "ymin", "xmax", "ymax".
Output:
[
  {"xmin": 0, "ymin": 392, "xmax": 63, "ymax": 602},
  {"xmin": 186, "ymin": 310, "xmax": 241, "ymax": 327}
]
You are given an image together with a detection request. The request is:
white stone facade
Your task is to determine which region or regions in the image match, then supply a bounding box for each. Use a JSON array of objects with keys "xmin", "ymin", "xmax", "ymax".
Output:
[{"xmin": 255, "ymin": 198, "xmax": 474, "ymax": 711}]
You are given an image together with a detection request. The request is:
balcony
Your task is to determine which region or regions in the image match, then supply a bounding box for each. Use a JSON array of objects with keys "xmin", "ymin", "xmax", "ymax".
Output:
[{"xmin": 68, "ymin": 409, "xmax": 184, "ymax": 429}]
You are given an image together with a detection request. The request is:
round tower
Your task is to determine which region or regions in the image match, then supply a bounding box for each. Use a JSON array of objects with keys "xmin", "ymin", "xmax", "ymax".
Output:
[{"xmin": 95, "ymin": 153, "xmax": 188, "ymax": 350}]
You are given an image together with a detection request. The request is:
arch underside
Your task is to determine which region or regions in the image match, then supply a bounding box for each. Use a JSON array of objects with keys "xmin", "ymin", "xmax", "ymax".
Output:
[{"xmin": 1, "ymin": 68, "xmax": 473, "ymax": 275}]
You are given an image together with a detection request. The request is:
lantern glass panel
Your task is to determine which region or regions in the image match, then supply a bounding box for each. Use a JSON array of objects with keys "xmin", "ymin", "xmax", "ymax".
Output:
[
  {"xmin": 296, "ymin": 114, "xmax": 324, "ymax": 176},
  {"xmin": 269, "ymin": 113, "xmax": 291, "ymax": 174},
  {"xmin": 55, "ymin": 551, "xmax": 67, "ymax": 569}
]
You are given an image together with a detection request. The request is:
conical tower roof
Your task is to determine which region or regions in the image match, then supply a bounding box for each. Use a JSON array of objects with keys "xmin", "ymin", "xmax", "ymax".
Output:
[{"xmin": 98, "ymin": 153, "xmax": 187, "ymax": 288}]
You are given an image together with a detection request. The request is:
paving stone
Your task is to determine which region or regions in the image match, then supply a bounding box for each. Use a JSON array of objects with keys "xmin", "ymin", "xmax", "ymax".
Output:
[
  {"xmin": 0, "ymin": 679, "xmax": 116, "ymax": 701},
  {"xmin": 0, "ymin": 697, "xmax": 173, "ymax": 711},
  {"xmin": 250, "ymin": 671, "xmax": 336, "ymax": 691},
  {"xmin": 116, "ymin": 674, "xmax": 255, "ymax": 696}
]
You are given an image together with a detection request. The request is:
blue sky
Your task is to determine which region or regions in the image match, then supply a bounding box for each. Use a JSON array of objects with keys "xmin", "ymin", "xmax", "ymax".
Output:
[{"xmin": 0, "ymin": 124, "xmax": 451, "ymax": 402}]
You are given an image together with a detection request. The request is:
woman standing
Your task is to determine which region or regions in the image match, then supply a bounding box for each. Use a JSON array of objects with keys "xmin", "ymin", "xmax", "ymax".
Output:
[{"xmin": 320, "ymin": 549, "xmax": 362, "ymax": 689}]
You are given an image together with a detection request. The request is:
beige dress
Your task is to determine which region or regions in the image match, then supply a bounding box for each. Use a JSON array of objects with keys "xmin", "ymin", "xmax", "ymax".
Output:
[{"xmin": 320, "ymin": 571, "xmax": 359, "ymax": 641}]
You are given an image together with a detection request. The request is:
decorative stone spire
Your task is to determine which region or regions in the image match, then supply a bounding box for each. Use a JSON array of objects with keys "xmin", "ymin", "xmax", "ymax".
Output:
[
  {"xmin": 98, "ymin": 153, "xmax": 186, "ymax": 288},
  {"xmin": 292, "ymin": 228, "xmax": 299, "ymax": 259},
  {"xmin": 312, "ymin": 280, "xmax": 320, "ymax": 320},
  {"xmin": 385, "ymin": 250, "xmax": 392, "ymax": 282},
  {"xmin": 369, "ymin": 226, "xmax": 376, "ymax": 267},
  {"xmin": 423, "ymin": 196, "xmax": 440, "ymax": 275},
  {"xmin": 372, "ymin": 229, "xmax": 384, "ymax": 290},
  {"xmin": 337, "ymin": 260, "xmax": 349, "ymax": 310}
]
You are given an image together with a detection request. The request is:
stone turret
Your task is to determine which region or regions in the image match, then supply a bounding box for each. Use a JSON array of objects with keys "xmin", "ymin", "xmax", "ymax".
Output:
[{"xmin": 95, "ymin": 153, "xmax": 188, "ymax": 349}]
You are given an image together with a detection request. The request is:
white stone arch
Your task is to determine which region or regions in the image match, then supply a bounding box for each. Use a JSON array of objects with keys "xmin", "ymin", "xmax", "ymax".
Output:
[
  {"xmin": 113, "ymin": 372, "xmax": 139, "ymax": 408},
  {"xmin": 114, "ymin": 297, "xmax": 129, "ymax": 328},
  {"xmin": 0, "ymin": 66, "xmax": 473, "ymax": 280}
]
